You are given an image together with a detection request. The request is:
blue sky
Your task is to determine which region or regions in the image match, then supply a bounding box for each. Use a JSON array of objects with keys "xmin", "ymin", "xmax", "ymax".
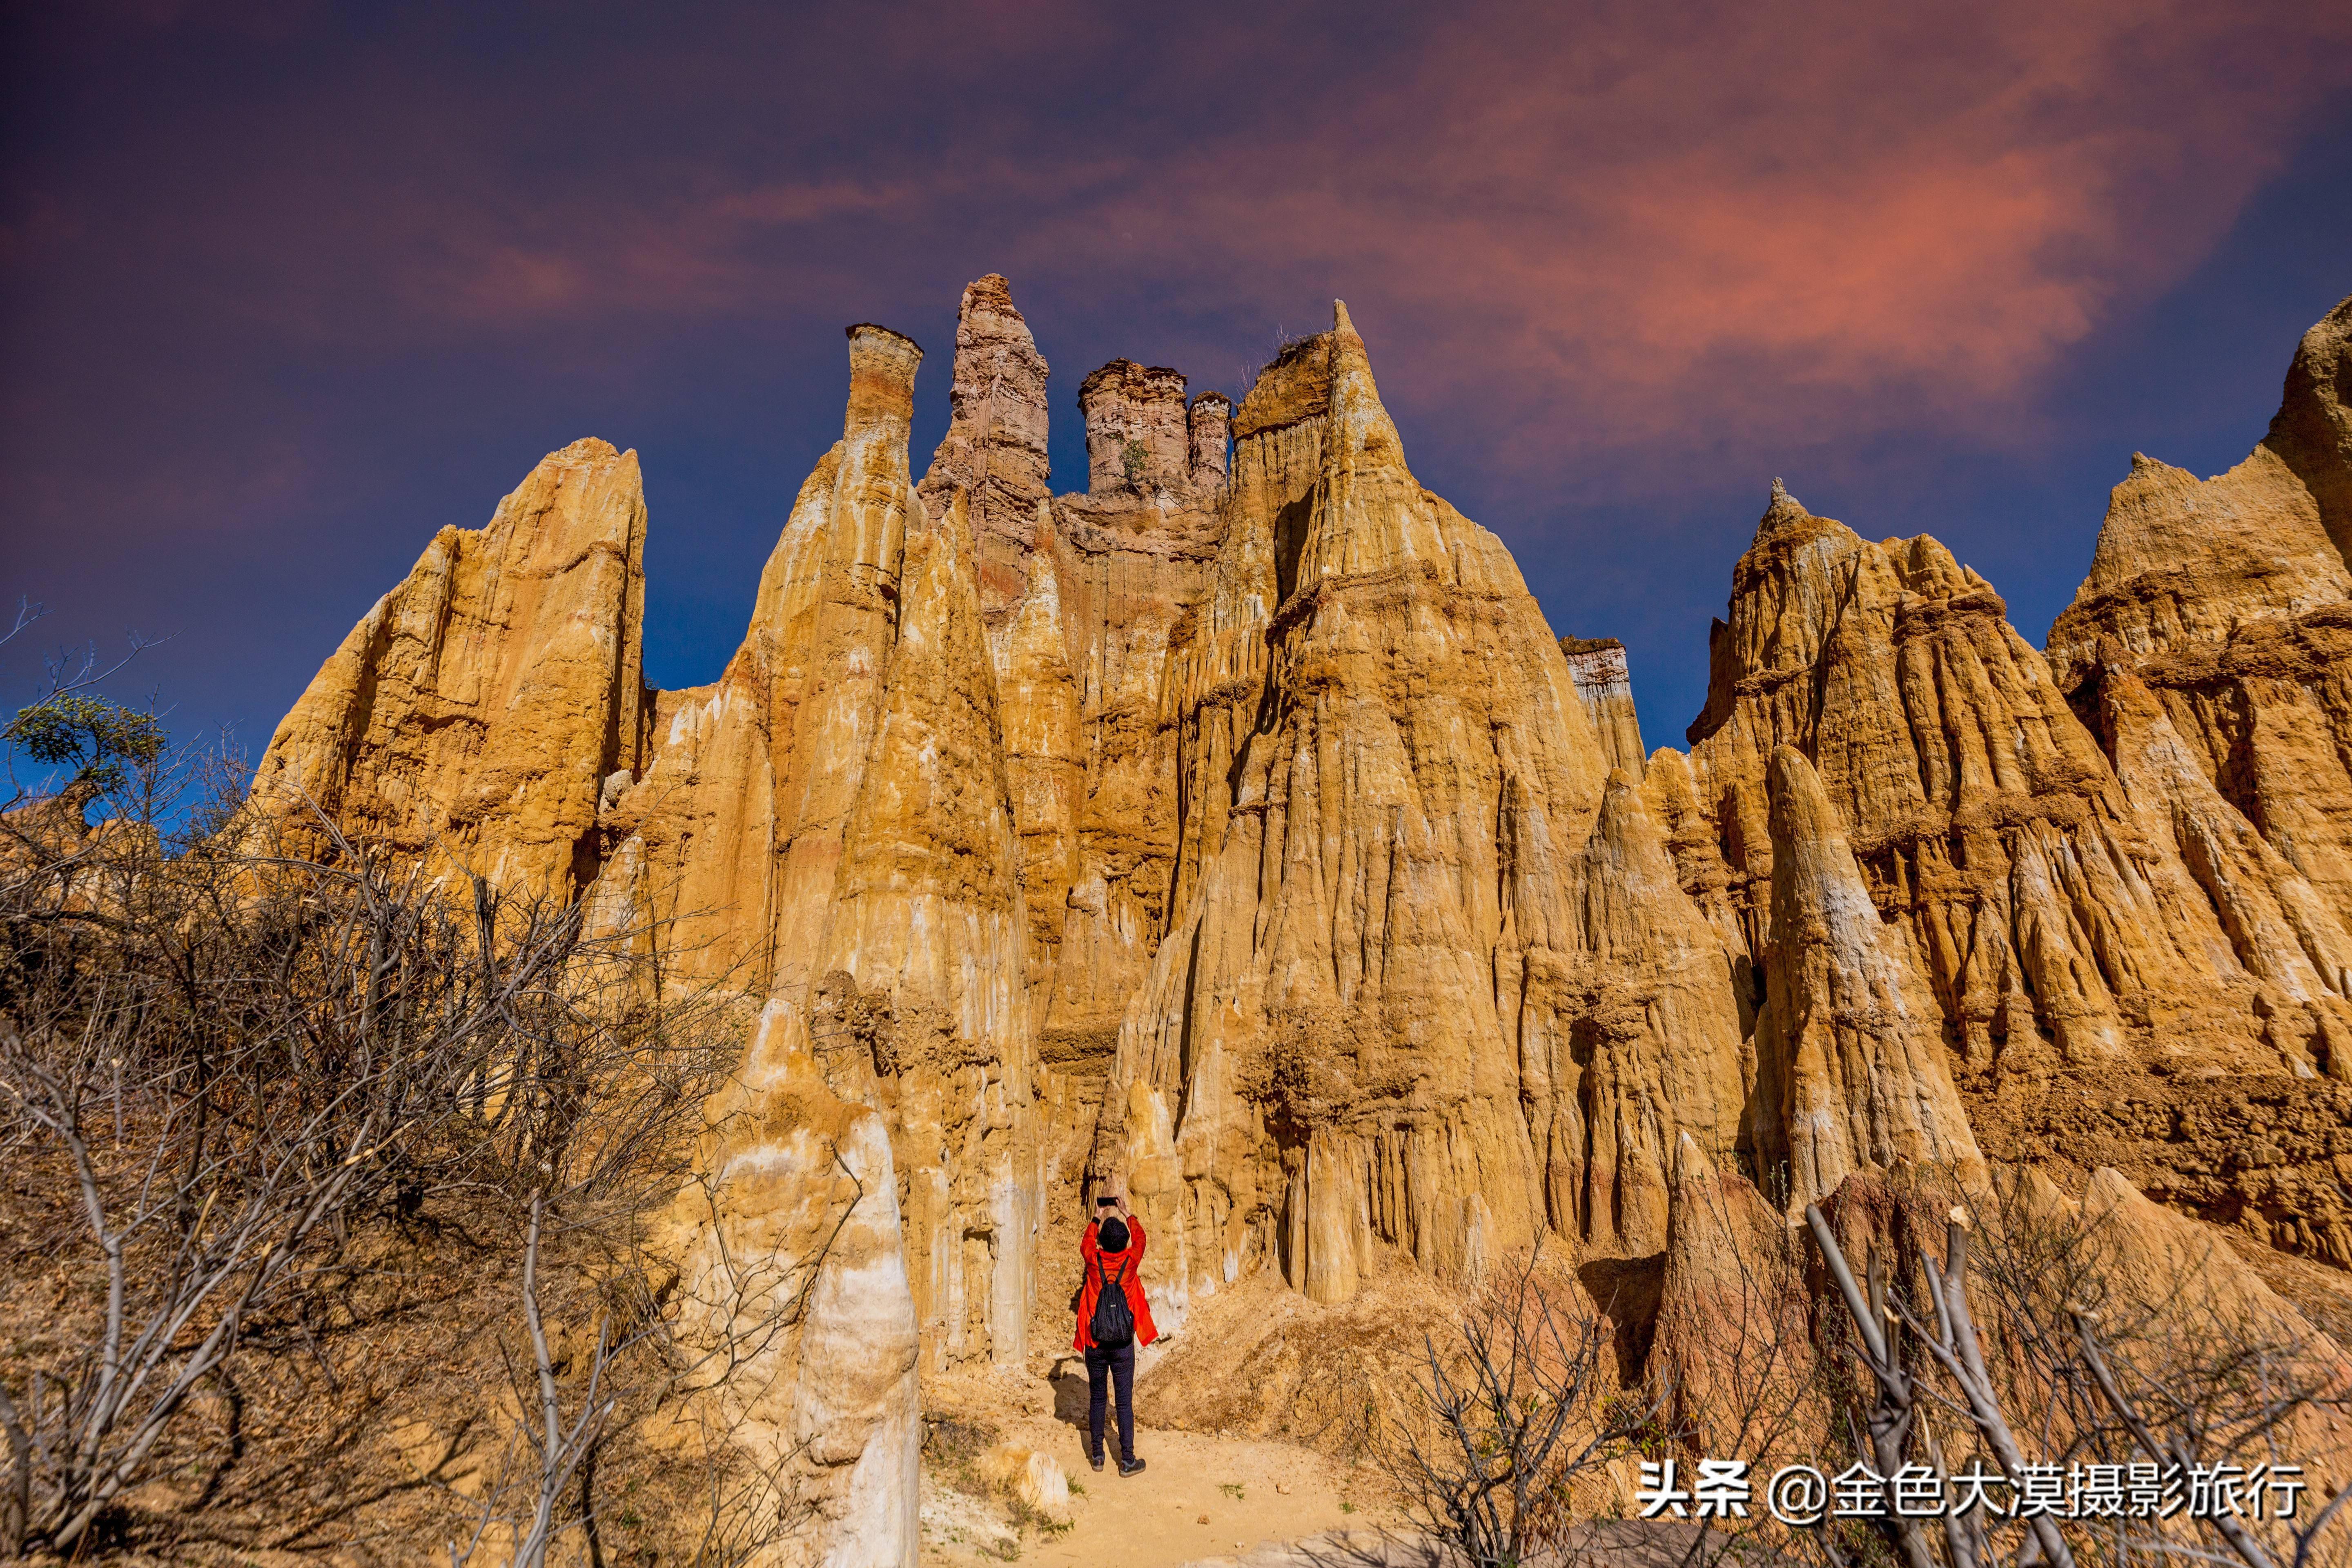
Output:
[{"xmin": 4, "ymin": 0, "xmax": 2349, "ymax": 760}]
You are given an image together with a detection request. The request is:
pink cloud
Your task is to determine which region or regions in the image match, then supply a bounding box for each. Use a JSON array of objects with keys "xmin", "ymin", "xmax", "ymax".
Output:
[{"xmin": 11, "ymin": 0, "xmax": 2351, "ymax": 488}]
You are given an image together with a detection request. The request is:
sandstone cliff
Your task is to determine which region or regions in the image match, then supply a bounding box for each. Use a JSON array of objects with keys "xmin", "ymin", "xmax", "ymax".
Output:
[
  {"xmin": 1662, "ymin": 459, "xmax": 2352, "ymax": 1267},
  {"xmin": 253, "ymin": 437, "xmax": 647, "ymax": 898},
  {"xmin": 1096, "ymin": 303, "xmax": 1751, "ymax": 1334},
  {"xmin": 249, "ymin": 279, "xmax": 2352, "ymax": 1559}
]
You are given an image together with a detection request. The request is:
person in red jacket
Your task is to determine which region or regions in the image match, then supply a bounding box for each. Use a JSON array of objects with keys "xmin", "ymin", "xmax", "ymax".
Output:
[{"xmin": 1074, "ymin": 1192, "xmax": 1157, "ymax": 1475}]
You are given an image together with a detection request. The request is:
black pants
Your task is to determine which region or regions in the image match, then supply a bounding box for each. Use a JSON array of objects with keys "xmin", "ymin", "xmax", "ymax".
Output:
[{"xmin": 1085, "ymin": 1340, "xmax": 1135, "ymax": 1461}]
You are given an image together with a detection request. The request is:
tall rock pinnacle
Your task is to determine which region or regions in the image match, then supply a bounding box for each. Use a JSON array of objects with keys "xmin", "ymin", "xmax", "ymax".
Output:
[
  {"xmin": 765, "ymin": 324, "xmax": 925, "ymax": 998},
  {"xmin": 819, "ymin": 485, "xmax": 1042, "ymax": 1371},
  {"xmin": 2052, "ymin": 293, "xmax": 2352, "ymax": 931},
  {"xmin": 1560, "ymin": 637, "xmax": 1647, "ymax": 780},
  {"xmin": 242, "ymin": 281, "xmax": 2352, "ymax": 1561},
  {"xmin": 1079, "ymin": 359, "xmax": 1192, "ymax": 496},
  {"xmin": 1662, "ymin": 343, "xmax": 2352, "ymax": 1260},
  {"xmin": 1188, "ymin": 391, "xmax": 1233, "ymax": 488},
  {"xmin": 2264, "ymin": 292, "xmax": 2352, "ymax": 555},
  {"xmin": 918, "ymin": 274, "xmax": 1052, "ymax": 620},
  {"xmin": 585, "ymin": 324, "xmax": 1047, "ymax": 1390},
  {"xmin": 1096, "ymin": 299, "xmax": 1712, "ymax": 1319}
]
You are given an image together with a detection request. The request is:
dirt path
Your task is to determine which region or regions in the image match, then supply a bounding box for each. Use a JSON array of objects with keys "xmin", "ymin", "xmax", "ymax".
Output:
[
  {"xmin": 920, "ymin": 1362, "xmax": 1405, "ymax": 1568},
  {"xmin": 1029, "ymin": 1423, "xmax": 1376, "ymax": 1568}
]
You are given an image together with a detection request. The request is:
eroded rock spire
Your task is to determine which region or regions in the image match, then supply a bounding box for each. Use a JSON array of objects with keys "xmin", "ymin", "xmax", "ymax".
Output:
[
  {"xmin": 243, "ymin": 281, "xmax": 2352, "ymax": 1561},
  {"xmin": 2051, "ymin": 292, "xmax": 2352, "ymax": 933},
  {"xmin": 820, "ymin": 485, "xmax": 1042, "ymax": 1371},
  {"xmin": 918, "ymin": 275, "xmax": 1052, "ymax": 619},
  {"xmin": 1096, "ymin": 301, "xmax": 1712, "ymax": 1320},
  {"xmin": 1756, "ymin": 746, "xmax": 1984, "ymax": 1211}
]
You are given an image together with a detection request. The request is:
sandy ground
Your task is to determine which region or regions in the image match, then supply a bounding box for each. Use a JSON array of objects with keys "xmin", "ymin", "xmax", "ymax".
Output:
[
  {"xmin": 920, "ymin": 1357, "xmax": 1406, "ymax": 1568},
  {"xmin": 924, "ymin": 1155, "xmax": 1431, "ymax": 1566},
  {"xmin": 1006, "ymin": 1424, "xmax": 1378, "ymax": 1567}
]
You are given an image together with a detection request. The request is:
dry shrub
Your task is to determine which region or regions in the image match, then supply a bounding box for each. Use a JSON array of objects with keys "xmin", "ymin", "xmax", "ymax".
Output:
[
  {"xmin": 1794, "ymin": 1163, "xmax": 2352, "ymax": 1568},
  {"xmin": 0, "ymin": 727, "xmax": 812, "ymax": 1564},
  {"xmin": 1359, "ymin": 1242, "xmax": 1662, "ymax": 1568}
]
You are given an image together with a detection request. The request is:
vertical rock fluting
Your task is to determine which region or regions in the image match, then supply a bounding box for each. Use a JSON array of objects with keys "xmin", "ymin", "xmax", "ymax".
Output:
[
  {"xmin": 585, "ymin": 330, "xmax": 1049, "ymax": 1385},
  {"xmin": 1664, "ymin": 462, "xmax": 2352, "ymax": 1261},
  {"xmin": 596, "ymin": 325, "xmax": 921, "ymax": 992},
  {"xmin": 904, "ymin": 280, "xmax": 1245, "ymax": 1340},
  {"xmin": 2033, "ymin": 296, "xmax": 2352, "ymax": 1264},
  {"xmin": 659, "ymin": 1003, "xmax": 922, "ymax": 1568},
  {"xmin": 766, "ymin": 325, "xmax": 930, "ymax": 1001},
  {"xmin": 812, "ymin": 488, "xmax": 1044, "ymax": 1371},
  {"xmin": 909, "ymin": 278, "xmax": 1091, "ymax": 1051},
  {"xmin": 2050, "ymin": 295, "xmax": 2352, "ymax": 931},
  {"xmin": 1031, "ymin": 356, "xmax": 1229, "ymax": 1082},
  {"xmin": 250, "ymin": 276, "xmax": 2352, "ymax": 1541},
  {"xmin": 252, "ymin": 437, "xmax": 648, "ymax": 898},
  {"xmin": 1096, "ymin": 303, "xmax": 1751, "ymax": 1325},
  {"xmin": 1756, "ymin": 746, "xmax": 1984, "ymax": 1211},
  {"xmin": 996, "ymin": 501, "xmax": 1086, "ymax": 1027},
  {"xmin": 1532, "ymin": 771, "xmax": 1751, "ymax": 1255},
  {"xmin": 1163, "ymin": 333, "xmax": 1329, "ymax": 925}
]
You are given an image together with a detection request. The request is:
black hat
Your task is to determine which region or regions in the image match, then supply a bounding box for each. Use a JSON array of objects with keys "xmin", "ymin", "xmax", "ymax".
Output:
[{"xmin": 1099, "ymin": 1217, "xmax": 1131, "ymax": 1253}]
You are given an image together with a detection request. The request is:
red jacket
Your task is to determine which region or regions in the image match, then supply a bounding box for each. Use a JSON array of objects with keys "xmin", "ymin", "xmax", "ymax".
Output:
[{"xmin": 1074, "ymin": 1217, "xmax": 1159, "ymax": 1351}]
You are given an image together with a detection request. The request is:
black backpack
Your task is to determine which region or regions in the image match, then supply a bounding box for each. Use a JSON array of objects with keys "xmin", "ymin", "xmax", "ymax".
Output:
[{"xmin": 1089, "ymin": 1251, "xmax": 1136, "ymax": 1349}]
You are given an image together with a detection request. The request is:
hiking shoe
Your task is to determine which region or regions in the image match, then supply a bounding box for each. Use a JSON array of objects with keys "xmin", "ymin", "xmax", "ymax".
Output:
[
  {"xmin": 1118, "ymin": 1455, "xmax": 1146, "ymax": 1477},
  {"xmin": 1089, "ymin": 1452, "xmax": 1105, "ymax": 1472}
]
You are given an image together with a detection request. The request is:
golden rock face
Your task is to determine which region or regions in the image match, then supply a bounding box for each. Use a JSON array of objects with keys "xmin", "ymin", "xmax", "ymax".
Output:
[
  {"xmin": 253, "ymin": 435, "xmax": 648, "ymax": 897},
  {"xmin": 256, "ymin": 283, "xmax": 2352, "ymax": 1565},
  {"xmin": 1648, "ymin": 301, "xmax": 2352, "ymax": 1278},
  {"xmin": 2051, "ymin": 299, "xmax": 2352, "ymax": 943}
]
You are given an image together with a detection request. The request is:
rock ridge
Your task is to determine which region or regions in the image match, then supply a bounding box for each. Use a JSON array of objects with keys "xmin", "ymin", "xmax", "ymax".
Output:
[{"xmin": 248, "ymin": 281, "xmax": 2352, "ymax": 1563}]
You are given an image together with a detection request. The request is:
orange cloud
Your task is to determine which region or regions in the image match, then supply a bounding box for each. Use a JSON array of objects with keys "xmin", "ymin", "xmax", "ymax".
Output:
[{"xmin": 11, "ymin": 0, "xmax": 2352, "ymax": 486}]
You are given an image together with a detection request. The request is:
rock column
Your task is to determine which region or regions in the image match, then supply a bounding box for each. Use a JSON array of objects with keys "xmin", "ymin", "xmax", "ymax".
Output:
[
  {"xmin": 1080, "ymin": 359, "xmax": 1191, "ymax": 494},
  {"xmin": 1188, "ymin": 391, "xmax": 1232, "ymax": 489},
  {"xmin": 918, "ymin": 274, "xmax": 1053, "ymax": 621},
  {"xmin": 1561, "ymin": 637, "xmax": 1646, "ymax": 781}
]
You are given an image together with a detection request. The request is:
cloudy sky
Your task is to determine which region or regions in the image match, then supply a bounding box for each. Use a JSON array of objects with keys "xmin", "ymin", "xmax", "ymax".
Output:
[{"xmin": 6, "ymin": 0, "xmax": 2351, "ymax": 758}]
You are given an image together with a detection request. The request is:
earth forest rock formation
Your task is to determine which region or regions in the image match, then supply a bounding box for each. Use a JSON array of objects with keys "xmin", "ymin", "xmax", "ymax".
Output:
[{"xmin": 253, "ymin": 282, "xmax": 2352, "ymax": 1564}]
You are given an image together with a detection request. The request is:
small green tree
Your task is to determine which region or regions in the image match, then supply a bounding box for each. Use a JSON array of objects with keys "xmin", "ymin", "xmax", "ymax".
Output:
[{"xmin": 5, "ymin": 693, "xmax": 165, "ymax": 793}]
